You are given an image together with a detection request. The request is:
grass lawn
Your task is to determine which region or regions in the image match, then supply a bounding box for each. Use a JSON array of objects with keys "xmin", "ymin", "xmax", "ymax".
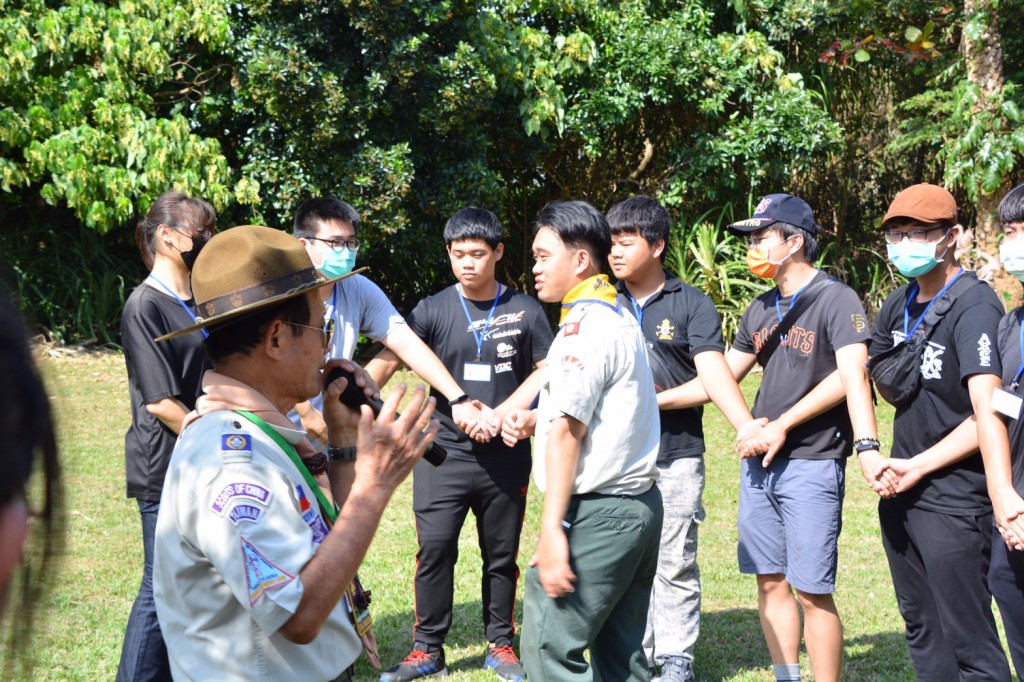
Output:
[{"xmin": 16, "ymin": 350, "xmax": 1018, "ymax": 680}]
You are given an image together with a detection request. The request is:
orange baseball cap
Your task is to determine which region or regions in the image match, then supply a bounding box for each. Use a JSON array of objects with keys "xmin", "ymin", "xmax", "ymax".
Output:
[{"xmin": 883, "ymin": 183, "xmax": 958, "ymax": 225}]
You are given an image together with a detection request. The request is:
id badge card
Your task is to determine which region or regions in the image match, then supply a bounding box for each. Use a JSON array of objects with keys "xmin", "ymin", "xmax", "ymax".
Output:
[
  {"xmin": 463, "ymin": 362, "xmax": 492, "ymax": 382},
  {"xmin": 992, "ymin": 387, "xmax": 1023, "ymax": 420}
]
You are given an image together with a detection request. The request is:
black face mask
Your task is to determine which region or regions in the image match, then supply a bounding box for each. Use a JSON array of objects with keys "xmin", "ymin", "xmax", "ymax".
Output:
[{"xmin": 179, "ymin": 237, "xmax": 208, "ymax": 271}]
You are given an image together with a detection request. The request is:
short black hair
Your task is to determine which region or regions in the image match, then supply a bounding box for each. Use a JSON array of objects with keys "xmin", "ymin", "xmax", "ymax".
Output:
[
  {"xmin": 443, "ymin": 207, "xmax": 503, "ymax": 249},
  {"xmin": 773, "ymin": 222, "xmax": 821, "ymax": 263},
  {"xmin": 204, "ymin": 294, "xmax": 312, "ymax": 365},
  {"xmin": 605, "ymin": 196, "xmax": 671, "ymax": 258},
  {"xmin": 534, "ymin": 200, "xmax": 611, "ymax": 264},
  {"xmin": 293, "ymin": 198, "xmax": 361, "ymax": 239},
  {"xmin": 999, "ymin": 183, "xmax": 1024, "ymax": 225}
]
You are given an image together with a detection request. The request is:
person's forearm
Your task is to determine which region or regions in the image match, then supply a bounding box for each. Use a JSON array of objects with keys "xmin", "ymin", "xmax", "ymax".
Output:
[
  {"xmin": 145, "ymin": 397, "xmax": 189, "ymax": 435},
  {"xmin": 366, "ymin": 349, "xmax": 403, "ymax": 388},
  {"xmin": 972, "ymin": 374, "xmax": 1016, "ymax": 493},
  {"xmin": 388, "ymin": 327, "xmax": 465, "ymax": 400},
  {"xmin": 495, "ymin": 365, "xmax": 546, "ymax": 416},
  {"xmin": 907, "ymin": 416, "xmax": 979, "ymax": 477},
  {"xmin": 776, "ymin": 370, "xmax": 845, "ymax": 432},
  {"xmin": 695, "ymin": 352, "xmax": 754, "ymax": 431},
  {"xmin": 278, "ymin": 480, "xmax": 392, "ymax": 644},
  {"xmin": 657, "ymin": 378, "xmax": 710, "ymax": 410},
  {"xmin": 541, "ymin": 416, "xmax": 584, "ymax": 532},
  {"xmin": 836, "ymin": 346, "xmax": 878, "ymax": 440}
]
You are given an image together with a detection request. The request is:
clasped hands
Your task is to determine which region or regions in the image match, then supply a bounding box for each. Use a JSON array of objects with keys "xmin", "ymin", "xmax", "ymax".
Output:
[{"xmin": 451, "ymin": 399, "xmax": 502, "ymax": 443}]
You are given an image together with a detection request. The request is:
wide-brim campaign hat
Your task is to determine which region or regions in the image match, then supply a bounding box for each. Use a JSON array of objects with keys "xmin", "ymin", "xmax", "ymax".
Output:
[
  {"xmin": 726, "ymin": 193, "xmax": 821, "ymax": 236},
  {"xmin": 155, "ymin": 225, "xmax": 362, "ymax": 342},
  {"xmin": 882, "ymin": 183, "xmax": 958, "ymax": 225}
]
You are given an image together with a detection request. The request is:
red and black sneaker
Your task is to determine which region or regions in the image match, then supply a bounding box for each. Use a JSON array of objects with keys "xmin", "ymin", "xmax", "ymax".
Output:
[
  {"xmin": 484, "ymin": 637, "xmax": 525, "ymax": 681},
  {"xmin": 380, "ymin": 642, "xmax": 448, "ymax": 681}
]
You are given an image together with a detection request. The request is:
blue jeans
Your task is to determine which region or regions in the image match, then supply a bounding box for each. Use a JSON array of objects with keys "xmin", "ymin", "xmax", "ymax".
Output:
[{"xmin": 116, "ymin": 500, "xmax": 172, "ymax": 682}]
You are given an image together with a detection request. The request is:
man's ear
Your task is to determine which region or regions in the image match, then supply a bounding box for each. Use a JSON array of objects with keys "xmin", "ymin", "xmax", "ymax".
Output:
[
  {"xmin": 573, "ymin": 247, "xmax": 592, "ymax": 278},
  {"xmin": 262, "ymin": 319, "xmax": 288, "ymax": 359},
  {"xmin": 494, "ymin": 243, "xmax": 504, "ymax": 262},
  {"xmin": 652, "ymin": 239, "xmax": 666, "ymax": 260}
]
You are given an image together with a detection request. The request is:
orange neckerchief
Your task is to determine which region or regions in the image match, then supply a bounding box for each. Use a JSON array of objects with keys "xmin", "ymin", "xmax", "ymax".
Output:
[{"xmin": 559, "ymin": 274, "xmax": 620, "ymax": 325}]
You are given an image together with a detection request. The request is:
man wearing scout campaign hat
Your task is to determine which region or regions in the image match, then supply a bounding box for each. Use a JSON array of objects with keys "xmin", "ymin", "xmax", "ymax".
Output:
[
  {"xmin": 152, "ymin": 225, "xmax": 440, "ymax": 681},
  {"xmin": 674, "ymin": 194, "xmax": 883, "ymax": 682},
  {"xmin": 870, "ymin": 184, "xmax": 1012, "ymax": 680}
]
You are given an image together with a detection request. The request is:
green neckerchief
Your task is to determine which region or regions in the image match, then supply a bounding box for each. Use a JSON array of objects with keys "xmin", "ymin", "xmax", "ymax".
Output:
[{"xmin": 234, "ymin": 410, "xmax": 338, "ymax": 523}]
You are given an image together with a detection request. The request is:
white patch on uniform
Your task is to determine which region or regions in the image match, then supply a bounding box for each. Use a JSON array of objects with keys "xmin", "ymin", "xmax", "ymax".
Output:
[{"xmin": 978, "ymin": 333, "xmax": 992, "ymax": 367}]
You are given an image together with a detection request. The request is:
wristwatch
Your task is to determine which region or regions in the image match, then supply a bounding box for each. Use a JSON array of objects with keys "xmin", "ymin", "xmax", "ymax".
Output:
[
  {"xmin": 327, "ymin": 446, "xmax": 357, "ymax": 462},
  {"xmin": 448, "ymin": 393, "xmax": 470, "ymax": 407}
]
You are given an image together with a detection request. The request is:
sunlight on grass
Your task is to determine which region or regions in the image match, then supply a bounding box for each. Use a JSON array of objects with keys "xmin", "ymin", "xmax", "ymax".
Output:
[{"xmin": 23, "ymin": 352, "xmax": 1018, "ymax": 681}]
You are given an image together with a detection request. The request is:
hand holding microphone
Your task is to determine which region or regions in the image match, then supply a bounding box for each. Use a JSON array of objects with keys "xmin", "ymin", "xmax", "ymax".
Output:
[{"xmin": 324, "ymin": 366, "xmax": 447, "ymax": 467}]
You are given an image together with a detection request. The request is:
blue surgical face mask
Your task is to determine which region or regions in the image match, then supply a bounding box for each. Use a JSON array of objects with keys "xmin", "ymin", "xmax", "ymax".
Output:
[
  {"xmin": 317, "ymin": 247, "xmax": 356, "ymax": 278},
  {"xmin": 1000, "ymin": 239, "xmax": 1024, "ymax": 281},
  {"xmin": 886, "ymin": 232, "xmax": 950, "ymax": 278}
]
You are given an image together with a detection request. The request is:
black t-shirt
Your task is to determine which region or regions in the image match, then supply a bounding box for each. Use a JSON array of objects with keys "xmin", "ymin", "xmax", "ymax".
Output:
[
  {"xmin": 733, "ymin": 271, "xmax": 869, "ymax": 460},
  {"xmin": 616, "ymin": 271, "xmax": 724, "ymax": 461},
  {"xmin": 406, "ymin": 284, "xmax": 554, "ymax": 462},
  {"xmin": 997, "ymin": 307, "xmax": 1024, "ymax": 497},
  {"xmin": 121, "ymin": 283, "xmax": 209, "ymax": 501},
  {"xmin": 871, "ymin": 273, "xmax": 1004, "ymax": 515}
]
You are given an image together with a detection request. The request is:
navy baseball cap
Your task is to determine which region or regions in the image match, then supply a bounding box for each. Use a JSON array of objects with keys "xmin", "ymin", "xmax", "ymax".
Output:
[{"xmin": 726, "ymin": 194, "xmax": 821, "ymax": 236}]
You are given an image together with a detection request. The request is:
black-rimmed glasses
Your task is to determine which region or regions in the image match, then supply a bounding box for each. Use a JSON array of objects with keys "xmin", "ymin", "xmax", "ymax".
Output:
[
  {"xmin": 882, "ymin": 226, "xmax": 947, "ymax": 244},
  {"xmin": 308, "ymin": 236, "xmax": 360, "ymax": 252}
]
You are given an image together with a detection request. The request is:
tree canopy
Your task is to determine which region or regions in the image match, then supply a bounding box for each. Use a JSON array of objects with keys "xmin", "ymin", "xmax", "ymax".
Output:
[{"xmin": 3, "ymin": 0, "xmax": 1024, "ymax": 340}]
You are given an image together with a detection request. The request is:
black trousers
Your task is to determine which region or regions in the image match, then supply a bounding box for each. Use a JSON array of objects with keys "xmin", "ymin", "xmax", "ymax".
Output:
[
  {"xmin": 879, "ymin": 498, "xmax": 1010, "ymax": 682},
  {"xmin": 411, "ymin": 454, "xmax": 531, "ymax": 646},
  {"xmin": 989, "ymin": 525, "xmax": 1024, "ymax": 680}
]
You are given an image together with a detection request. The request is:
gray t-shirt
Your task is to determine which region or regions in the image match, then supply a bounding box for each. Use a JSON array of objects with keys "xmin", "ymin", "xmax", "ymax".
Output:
[{"xmin": 733, "ymin": 271, "xmax": 870, "ymax": 460}]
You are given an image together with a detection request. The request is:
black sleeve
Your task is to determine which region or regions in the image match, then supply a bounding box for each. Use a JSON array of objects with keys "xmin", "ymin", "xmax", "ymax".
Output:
[
  {"xmin": 121, "ymin": 295, "xmax": 186, "ymax": 404},
  {"xmin": 527, "ymin": 300, "xmax": 555, "ymax": 363}
]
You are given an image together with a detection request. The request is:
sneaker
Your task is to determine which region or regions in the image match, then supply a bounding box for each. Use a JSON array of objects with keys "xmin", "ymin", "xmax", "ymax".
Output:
[
  {"xmin": 484, "ymin": 637, "xmax": 525, "ymax": 681},
  {"xmin": 659, "ymin": 656, "xmax": 695, "ymax": 682},
  {"xmin": 380, "ymin": 642, "xmax": 449, "ymax": 681}
]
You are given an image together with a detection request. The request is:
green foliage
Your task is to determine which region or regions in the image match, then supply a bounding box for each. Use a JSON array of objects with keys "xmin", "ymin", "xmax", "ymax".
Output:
[
  {"xmin": 0, "ymin": 0, "xmax": 254, "ymax": 232},
  {"xmin": 665, "ymin": 206, "xmax": 770, "ymax": 343}
]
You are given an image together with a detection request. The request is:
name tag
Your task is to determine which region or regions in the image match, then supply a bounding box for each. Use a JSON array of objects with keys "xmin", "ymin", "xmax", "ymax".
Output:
[
  {"xmin": 992, "ymin": 387, "xmax": 1023, "ymax": 420},
  {"xmin": 463, "ymin": 363, "xmax": 492, "ymax": 382}
]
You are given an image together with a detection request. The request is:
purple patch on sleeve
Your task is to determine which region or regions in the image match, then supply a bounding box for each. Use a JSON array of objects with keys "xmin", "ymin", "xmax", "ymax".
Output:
[
  {"xmin": 227, "ymin": 504, "xmax": 264, "ymax": 525},
  {"xmin": 211, "ymin": 482, "xmax": 272, "ymax": 515}
]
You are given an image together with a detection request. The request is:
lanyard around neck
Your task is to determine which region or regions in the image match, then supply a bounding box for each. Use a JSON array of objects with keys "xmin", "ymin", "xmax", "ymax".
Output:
[
  {"xmin": 1013, "ymin": 310, "xmax": 1024, "ymax": 391},
  {"xmin": 903, "ymin": 268, "xmax": 964, "ymax": 339},
  {"xmin": 147, "ymin": 274, "xmax": 208, "ymax": 339},
  {"xmin": 774, "ymin": 271, "xmax": 817, "ymax": 341},
  {"xmin": 457, "ymin": 283, "xmax": 502, "ymax": 361},
  {"xmin": 234, "ymin": 410, "xmax": 338, "ymax": 523}
]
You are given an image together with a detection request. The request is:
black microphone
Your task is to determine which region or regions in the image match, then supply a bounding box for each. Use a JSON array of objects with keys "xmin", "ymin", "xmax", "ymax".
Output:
[{"xmin": 324, "ymin": 367, "xmax": 447, "ymax": 467}]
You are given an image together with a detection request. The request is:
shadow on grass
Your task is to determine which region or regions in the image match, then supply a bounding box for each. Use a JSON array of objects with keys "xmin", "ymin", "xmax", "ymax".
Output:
[
  {"xmin": 696, "ymin": 607, "xmax": 915, "ymax": 681},
  {"xmin": 360, "ymin": 603, "xmax": 915, "ymax": 681}
]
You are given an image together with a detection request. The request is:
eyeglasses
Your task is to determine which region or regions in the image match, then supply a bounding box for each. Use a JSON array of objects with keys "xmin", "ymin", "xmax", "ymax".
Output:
[
  {"xmin": 882, "ymin": 227, "xmax": 946, "ymax": 244},
  {"xmin": 308, "ymin": 236, "xmax": 360, "ymax": 252},
  {"xmin": 288, "ymin": 319, "xmax": 335, "ymax": 349},
  {"xmin": 743, "ymin": 234, "xmax": 787, "ymax": 249}
]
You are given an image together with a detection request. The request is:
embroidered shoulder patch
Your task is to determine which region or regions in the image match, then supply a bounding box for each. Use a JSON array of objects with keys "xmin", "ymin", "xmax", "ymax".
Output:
[
  {"xmin": 211, "ymin": 482, "xmax": 271, "ymax": 515},
  {"xmin": 563, "ymin": 321, "xmax": 580, "ymax": 336},
  {"xmin": 242, "ymin": 537, "xmax": 294, "ymax": 605},
  {"xmin": 304, "ymin": 511, "xmax": 329, "ymax": 545},
  {"xmin": 296, "ymin": 485, "xmax": 312, "ymax": 513},
  {"xmin": 221, "ymin": 433, "xmax": 252, "ymax": 452},
  {"xmin": 228, "ymin": 504, "xmax": 264, "ymax": 525}
]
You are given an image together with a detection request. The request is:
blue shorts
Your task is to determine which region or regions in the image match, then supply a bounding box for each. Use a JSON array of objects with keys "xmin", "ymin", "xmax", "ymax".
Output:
[{"xmin": 737, "ymin": 457, "xmax": 846, "ymax": 594}]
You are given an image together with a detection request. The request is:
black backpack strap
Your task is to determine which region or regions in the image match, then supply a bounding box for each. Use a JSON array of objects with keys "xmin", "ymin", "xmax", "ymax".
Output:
[
  {"xmin": 918, "ymin": 271, "xmax": 979, "ymax": 338},
  {"xmin": 756, "ymin": 276, "xmax": 835, "ymax": 367}
]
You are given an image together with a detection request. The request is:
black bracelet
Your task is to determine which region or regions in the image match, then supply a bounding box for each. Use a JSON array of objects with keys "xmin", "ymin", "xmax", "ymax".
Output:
[
  {"xmin": 448, "ymin": 393, "xmax": 470, "ymax": 407},
  {"xmin": 327, "ymin": 446, "xmax": 357, "ymax": 462}
]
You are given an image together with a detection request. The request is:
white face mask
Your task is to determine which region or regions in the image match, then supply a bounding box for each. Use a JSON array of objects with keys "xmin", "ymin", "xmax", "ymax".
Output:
[{"xmin": 1000, "ymin": 239, "xmax": 1024, "ymax": 281}]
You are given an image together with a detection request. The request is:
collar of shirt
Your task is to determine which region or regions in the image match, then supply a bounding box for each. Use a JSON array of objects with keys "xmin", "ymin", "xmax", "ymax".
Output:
[{"xmin": 560, "ymin": 274, "xmax": 620, "ymax": 324}]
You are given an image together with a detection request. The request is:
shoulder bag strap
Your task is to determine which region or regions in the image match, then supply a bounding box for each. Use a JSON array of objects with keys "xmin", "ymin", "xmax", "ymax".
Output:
[
  {"xmin": 918, "ymin": 271, "xmax": 978, "ymax": 338},
  {"xmin": 756, "ymin": 277, "xmax": 835, "ymax": 367}
]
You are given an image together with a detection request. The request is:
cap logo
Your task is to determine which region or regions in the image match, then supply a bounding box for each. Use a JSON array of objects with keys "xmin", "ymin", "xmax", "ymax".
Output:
[{"xmin": 755, "ymin": 197, "xmax": 772, "ymax": 214}]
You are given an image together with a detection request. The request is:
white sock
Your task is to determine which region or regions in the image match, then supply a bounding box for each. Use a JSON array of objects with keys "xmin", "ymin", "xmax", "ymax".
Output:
[{"xmin": 773, "ymin": 663, "xmax": 800, "ymax": 681}]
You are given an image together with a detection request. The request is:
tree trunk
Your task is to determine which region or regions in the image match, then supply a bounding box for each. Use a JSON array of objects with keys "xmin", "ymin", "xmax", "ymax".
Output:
[{"xmin": 961, "ymin": 0, "xmax": 1020, "ymax": 309}]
